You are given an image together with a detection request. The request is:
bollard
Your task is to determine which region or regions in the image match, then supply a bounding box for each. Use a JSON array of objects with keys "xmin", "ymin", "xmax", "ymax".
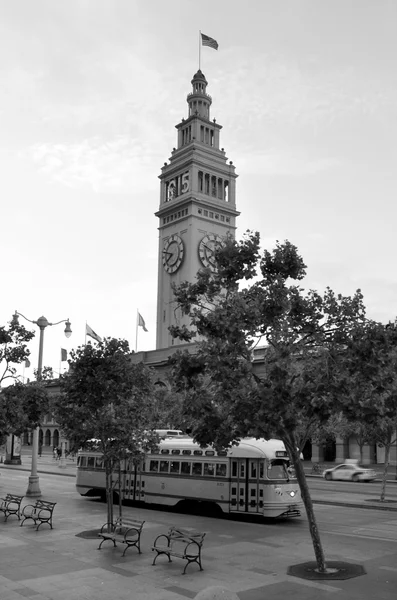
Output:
[{"xmin": 194, "ymin": 586, "xmax": 239, "ymax": 600}]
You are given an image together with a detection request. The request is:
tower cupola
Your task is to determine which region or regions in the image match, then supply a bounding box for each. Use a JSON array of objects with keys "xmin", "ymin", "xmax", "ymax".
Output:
[{"xmin": 187, "ymin": 70, "xmax": 212, "ymax": 119}]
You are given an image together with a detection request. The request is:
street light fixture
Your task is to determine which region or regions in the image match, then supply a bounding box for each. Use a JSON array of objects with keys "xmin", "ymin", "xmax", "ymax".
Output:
[{"xmin": 12, "ymin": 311, "xmax": 72, "ymax": 497}]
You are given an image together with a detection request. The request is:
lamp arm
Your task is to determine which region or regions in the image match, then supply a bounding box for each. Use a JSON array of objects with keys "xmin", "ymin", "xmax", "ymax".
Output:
[
  {"xmin": 51, "ymin": 319, "xmax": 69, "ymax": 327},
  {"xmin": 14, "ymin": 311, "xmax": 37, "ymax": 325}
]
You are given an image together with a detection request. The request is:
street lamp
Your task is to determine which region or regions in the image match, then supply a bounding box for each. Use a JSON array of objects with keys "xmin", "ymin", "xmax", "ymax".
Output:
[{"xmin": 12, "ymin": 311, "xmax": 72, "ymax": 497}]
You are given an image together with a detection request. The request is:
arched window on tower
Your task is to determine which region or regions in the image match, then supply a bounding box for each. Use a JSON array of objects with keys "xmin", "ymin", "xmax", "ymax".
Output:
[
  {"xmin": 218, "ymin": 178, "xmax": 223, "ymax": 199},
  {"xmin": 198, "ymin": 171, "xmax": 203, "ymax": 192},
  {"xmin": 204, "ymin": 173, "xmax": 210, "ymax": 195},
  {"xmin": 211, "ymin": 176, "xmax": 217, "ymax": 197},
  {"xmin": 224, "ymin": 180, "xmax": 229, "ymax": 202}
]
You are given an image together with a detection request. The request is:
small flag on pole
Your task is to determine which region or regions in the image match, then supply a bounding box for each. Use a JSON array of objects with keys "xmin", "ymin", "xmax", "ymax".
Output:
[
  {"xmin": 61, "ymin": 348, "xmax": 67, "ymax": 362},
  {"xmin": 138, "ymin": 312, "xmax": 148, "ymax": 332},
  {"xmin": 201, "ymin": 33, "xmax": 218, "ymax": 50},
  {"xmin": 86, "ymin": 324, "xmax": 102, "ymax": 343},
  {"xmin": 25, "ymin": 358, "xmax": 31, "ymax": 368}
]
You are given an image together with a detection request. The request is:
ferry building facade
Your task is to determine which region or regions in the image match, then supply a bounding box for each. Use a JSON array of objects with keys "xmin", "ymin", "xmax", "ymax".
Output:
[{"xmin": 132, "ymin": 69, "xmax": 395, "ymax": 468}]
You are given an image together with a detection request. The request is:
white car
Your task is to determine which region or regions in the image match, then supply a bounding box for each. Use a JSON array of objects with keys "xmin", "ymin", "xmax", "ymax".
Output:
[{"xmin": 323, "ymin": 462, "xmax": 377, "ymax": 482}]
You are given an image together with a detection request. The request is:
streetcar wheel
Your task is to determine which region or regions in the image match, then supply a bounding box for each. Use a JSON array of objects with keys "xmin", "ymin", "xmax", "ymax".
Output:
[
  {"xmin": 325, "ymin": 473, "xmax": 332, "ymax": 481},
  {"xmin": 352, "ymin": 474, "xmax": 359, "ymax": 482}
]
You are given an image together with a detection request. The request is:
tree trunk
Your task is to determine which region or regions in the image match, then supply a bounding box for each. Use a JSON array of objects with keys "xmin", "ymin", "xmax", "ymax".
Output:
[
  {"xmin": 380, "ymin": 444, "xmax": 390, "ymax": 502},
  {"xmin": 105, "ymin": 461, "xmax": 114, "ymax": 529},
  {"xmin": 285, "ymin": 434, "xmax": 327, "ymax": 573},
  {"xmin": 118, "ymin": 461, "xmax": 123, "ymax": 520}
]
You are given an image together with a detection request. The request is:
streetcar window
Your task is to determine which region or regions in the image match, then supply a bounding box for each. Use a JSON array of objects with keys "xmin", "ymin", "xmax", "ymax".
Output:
[
  {"xmin": 216, "ymin": 463, "xmax": 227, "ymax": 477},
  {"xmin": 95, "ymin": 457, "xmax": 104, "ymax": 469},
  {"xmin": 251, "ymin": 463, "xmax": 257, "ymax": 478},
  {"xmin": 267, "ymin": 459, "xmax": 288, "ymax": 479},
  {"xmin": 217, "ymin": 450, "xmax": 227, "ymax": 456},
  {"xmin": 170, "ymin": 461, "xmax": 180, "ymax": 474},
  {"xmin": 150, "ymin": 460, "xmax": 159, "ymax": 472},
  {"xmin": 250, "ymin": 489, "xmax": 256, "ymax": 497},
  {"xmin": 161, "ymin": 449, "xmax": 170, "ymax": 454},
  {"xmin": 171, "ymin": 449, "xmax": 181, "ymax": 455},
  {"xmin": 193, "ymin": 450, "xmax": 203, "ymax": 456},
  {"xmin": 232, "ymin": 462, "xmax": 237, "ymax": 477},
  {"xmin": 87, "ymin": 457, "xmax": 95, "ymax": 468},
  {"xmin": 259, "ymin": 462, "xmax": 264, "ymax": 479},
  {"xmin": 240, "ymin": 463, "xmax": 245, "ymax": 478},
  {"xmin": 79, "ymin": 456, "xmax": 86, "ymax": 467},
  {"xmin": 182, "ymin": 450, "xmax": 191, "ymax": 455},
  {"xmin": 192, "ymin": 462, "xmax": 202, "ymax": 476},
  {"xmin": 159, "ymin": 460, "xmax": 169, "ymax": 473},
  {"xmin": 181, "ymin": 461, "xmax": 191, "ymax": 474},
  {"xmin": 205, "ymin": 450, "xmax": 215, "ymax": 456},
  {"xmin": 77, "ymin": 456, "xmax": 81, "ymax": 467},
  {"xmin": 203, "ymin": 463, "xmax": 215, "ymax": 476}
]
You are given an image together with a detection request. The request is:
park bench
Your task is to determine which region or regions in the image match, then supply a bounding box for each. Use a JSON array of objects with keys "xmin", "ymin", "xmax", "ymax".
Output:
[
  {"xmin": 20, "ymin": 500, "xmax": 57, "ymax": 530},
  {"xmin": 98, "ymin": 518, "xmax": 145, "ymax": 557},
  {"xmin": 151, "ymin": 526, "xmax": 206, "ymax": 574},
  {"xmin": 0, "ymin": 494, "xmax": 24, "ymax": 522}
]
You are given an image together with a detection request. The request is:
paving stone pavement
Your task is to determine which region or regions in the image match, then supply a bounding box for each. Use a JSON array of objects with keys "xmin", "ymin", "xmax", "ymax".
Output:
[{"xmin": 1, "ymin": 459, "xmax": 397, "ymax": 600}]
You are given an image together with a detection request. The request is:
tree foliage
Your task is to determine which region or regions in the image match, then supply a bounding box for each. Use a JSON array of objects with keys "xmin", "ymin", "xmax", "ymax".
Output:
[
  {"xmin": 334, "ymin": 319, "xmax": 397, "ymax": 499},
  {"xmin": 0, "ymin": 320, "xmax": 35, "ymax": 385},
  {"xmin": 0, "ymin": 382, "xmax": 49, "ymax": 445},
  {"xmin": 54, "ymin": 338, "xmax": 158, "ymax": 524},
  {"xmin": 170, "ymin": 231, "xmax": 367, "ymax": 572}
]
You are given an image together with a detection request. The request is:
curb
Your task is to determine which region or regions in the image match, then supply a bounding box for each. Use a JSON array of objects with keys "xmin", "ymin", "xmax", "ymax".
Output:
[
  {"xmin": 313, "ymin": 499, "xmax": 397, "ymax": 512},
  {"xmin": 0, "ymin": 465, "xmax": 76, "ymax": 478}
]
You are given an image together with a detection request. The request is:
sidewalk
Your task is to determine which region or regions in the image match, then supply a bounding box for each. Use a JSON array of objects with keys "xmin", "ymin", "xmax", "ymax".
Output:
[{"xmin": 0, "ymin": 465, "xmax": 396, "ymax": 600}]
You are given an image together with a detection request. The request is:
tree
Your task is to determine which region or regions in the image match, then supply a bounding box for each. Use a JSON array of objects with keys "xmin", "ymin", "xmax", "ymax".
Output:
[
  {"xmin": 54, "ymin": 338, "xmax": 158, "ymax": 526},
  {"xmin": 0, "ymin": 382, "xmax": 49, "ymax": 446},
  {"xmin": 334, "ymin": 320, "xmax": 397, "ymax": 500},
  {"xmin": 169, "ymin": 232, "xmax": 366, "ymax": 573},
  {"xmin": 33, "ymin": 366, "xmax": 54, "ymax": 381},
  {"xmin": 151, "ymin": 387, "xmax": 186, "ymax": 430},
  {"xmin": 0, "ymin": 320, "xmax": 35, "ymax": 386}
]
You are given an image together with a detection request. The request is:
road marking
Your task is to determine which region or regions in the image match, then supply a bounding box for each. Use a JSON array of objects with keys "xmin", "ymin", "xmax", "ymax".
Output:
[{"xmin": 322, "ymin": 529, "xmax": 397, "ymax": 543}]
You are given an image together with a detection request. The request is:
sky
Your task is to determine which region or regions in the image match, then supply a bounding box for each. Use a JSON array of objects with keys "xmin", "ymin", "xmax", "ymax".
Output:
[{"xmin": 1, "ymin": 0, "xmax": 396, "ymax": 379}]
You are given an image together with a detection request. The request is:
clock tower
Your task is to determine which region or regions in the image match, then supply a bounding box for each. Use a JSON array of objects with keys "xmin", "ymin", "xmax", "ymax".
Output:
[{"xmin": 156, "ymin": 70, "xmax": 239, "ymax": 349}]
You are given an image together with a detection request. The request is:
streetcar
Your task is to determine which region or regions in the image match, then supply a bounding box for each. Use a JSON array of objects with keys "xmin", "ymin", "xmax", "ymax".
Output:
[{"xmin": 76, "ymin": 437, "xmax": 303, "ymax": 518}]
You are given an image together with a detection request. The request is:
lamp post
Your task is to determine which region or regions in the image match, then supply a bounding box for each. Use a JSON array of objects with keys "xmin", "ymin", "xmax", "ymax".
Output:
[{"xmin": 12, "ymin": 311, "xmax": 72, "ymax": 497}]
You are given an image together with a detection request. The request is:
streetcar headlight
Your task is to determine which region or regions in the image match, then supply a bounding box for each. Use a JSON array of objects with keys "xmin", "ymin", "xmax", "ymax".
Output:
[{"xmin": 289, "ymin": 491, "xmax": 296, "ymax": 497}]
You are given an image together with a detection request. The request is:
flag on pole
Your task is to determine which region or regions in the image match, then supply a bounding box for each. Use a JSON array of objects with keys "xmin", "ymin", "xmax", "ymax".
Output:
[
  {"xmin": 61, "ymin": 348, "xmax": 67, "ymax": 362},
  {"xmin": 138, "ymin": 312, "xmax": 148, "ymax": 332},
  {"xmin": 25, "ymin": 358, "xmax": 31, "ymax": 368},
  {"xmin": 201, "ymin": 33, "xmax": 218, "ymax": 50},
  {"xmin": 86, "ymin": 324, "xmax": 102, "ymax": 343}
]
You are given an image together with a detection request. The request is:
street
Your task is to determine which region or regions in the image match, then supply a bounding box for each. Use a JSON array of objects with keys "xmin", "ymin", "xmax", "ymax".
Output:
[{"xmin": 1, "ymin": 467, "xmax": 396, "ymax": 600}]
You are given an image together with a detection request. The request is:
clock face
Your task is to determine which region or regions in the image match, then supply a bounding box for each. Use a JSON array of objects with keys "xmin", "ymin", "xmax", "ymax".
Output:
[
  {"xmin": 198, "ymin": 233, "xmax": 223, "ymax": 271},
  {"xmin": 162, "ymin": 234, "xmax": 184, "ymax": 274}
]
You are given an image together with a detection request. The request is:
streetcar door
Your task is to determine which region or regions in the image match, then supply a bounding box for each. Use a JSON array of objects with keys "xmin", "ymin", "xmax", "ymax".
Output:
[
  {"xmin": 230, "ymin": 458, "xmax": 261, "ymax": 513},
  {"xmin": 122, "ymin": 459, "xmax": 144, "ymax": 502}
]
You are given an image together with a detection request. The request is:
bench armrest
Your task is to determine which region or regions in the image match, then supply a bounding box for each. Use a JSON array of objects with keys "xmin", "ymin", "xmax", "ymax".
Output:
[
  {"xmin": 123, "ymin": 527, "xmax": 141, "ymax": 540},
  {"xmin": 99, "ymin": 522, "xmax": 115, "ymax": 534},
  {"xmin": 153, "ymin": 533, "xmax": 170, "ymax": 547}
]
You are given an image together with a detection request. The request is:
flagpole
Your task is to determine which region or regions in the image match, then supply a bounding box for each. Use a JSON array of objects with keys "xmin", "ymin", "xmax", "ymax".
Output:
[
  {"xmin": 85, "ymin": 321, "xmax": 87, "ymax": 345},
  {"xmin": 199, "ymin": 30, "xmax": 201, "ymax": 70},
  {"xmin": 135, "ymin": 310, "xmax": 138, "ymax": 352}
]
